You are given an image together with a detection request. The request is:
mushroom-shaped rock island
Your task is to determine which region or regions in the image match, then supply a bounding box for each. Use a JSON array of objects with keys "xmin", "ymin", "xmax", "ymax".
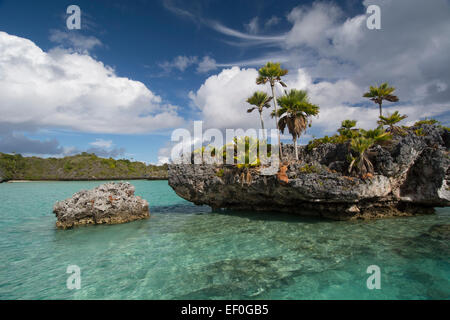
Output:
[
  {"xmin": 169, "ymin": 124, "xmax": 449, "ymax": 220},
  {"xmin": 53, "ymin": 182, "xmax": 150, "ymax": 229}
]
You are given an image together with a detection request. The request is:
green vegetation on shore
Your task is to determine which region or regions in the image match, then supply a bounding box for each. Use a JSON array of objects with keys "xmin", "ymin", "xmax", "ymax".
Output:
[{"xmin": 0, "ymin": 152, "xmax": 168, "ymax": 181}]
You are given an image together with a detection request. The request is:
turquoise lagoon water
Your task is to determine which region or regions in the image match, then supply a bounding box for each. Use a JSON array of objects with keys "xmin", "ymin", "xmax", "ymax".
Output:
[{"xmin": 0, "ymin": 180, "xmax": 448, "ymax": 300}]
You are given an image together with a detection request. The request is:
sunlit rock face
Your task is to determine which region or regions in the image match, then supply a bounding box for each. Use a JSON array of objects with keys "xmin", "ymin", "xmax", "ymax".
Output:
[
  {"xmin": 53, "ymin": 182, "xmax": 150, "ymax": 229},
  {"xmin": 169, "ymin": 125, "xmax": 449, "ymax": 220}
]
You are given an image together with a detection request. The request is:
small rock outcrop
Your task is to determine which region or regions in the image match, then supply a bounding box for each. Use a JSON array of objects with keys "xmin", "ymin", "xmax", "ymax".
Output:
[
  {"xmin": 53, "ymin": 182, "xmax": 149, "ymax": 229},
  {"xmin": 169, "ymin": 124, "xmax": 449, "ymax": 220}
]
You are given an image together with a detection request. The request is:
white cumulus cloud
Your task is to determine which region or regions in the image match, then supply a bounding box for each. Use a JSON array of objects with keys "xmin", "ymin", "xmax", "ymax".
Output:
[
  {"xmin": 189, "ymin": 67, "xmax": 268, "ymax": 130},
  {"xmin": 0, "ymin": 31, "xmax": 184, "ymax": 134}
]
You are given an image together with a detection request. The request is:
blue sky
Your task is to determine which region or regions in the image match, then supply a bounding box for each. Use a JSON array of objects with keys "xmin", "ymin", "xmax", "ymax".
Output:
[{"xmin": 0, "ymin": 0, "xmax": 449, "ymax": 164}]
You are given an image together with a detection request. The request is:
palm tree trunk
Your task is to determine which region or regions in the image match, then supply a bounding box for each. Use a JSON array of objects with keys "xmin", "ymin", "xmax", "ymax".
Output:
[
  {"xmin": 293, "ymin": 137, "xmax": 298, "ymax": 160},
  {"xmin": 271, "ymin": 83, "xmax": 283, "ymax": 159},
  {"xmin": 259, "ymin": 111, "xmax": 266, "ymax": 140},
  {"xmin": 379, "ymin": 102, "xmax": 383, "ymax": 117}
]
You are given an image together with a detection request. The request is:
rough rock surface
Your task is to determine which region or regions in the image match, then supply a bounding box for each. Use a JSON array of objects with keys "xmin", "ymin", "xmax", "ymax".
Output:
[
  {"xmin": 169, "ymin": 125, "xmax": 450, "ymax": 220},
  {"xmin": 53, "ymin": 182, "xmax": 149, "ymax": 229}
]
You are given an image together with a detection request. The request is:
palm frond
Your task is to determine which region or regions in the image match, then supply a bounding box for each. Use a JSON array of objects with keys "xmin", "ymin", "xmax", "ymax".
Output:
[
  {"xmin": 257, "ymin": 62, "xmax": 288, "ymax": 85},
  {"xmin": 363, "ymin": 83, "xmax": 399, "ymax": 106},
  {"xmin": 276, "ymin": 89, "xmax": 320, "ymax": 143},
  {"xmin": 246, "ymin": 91, "xmax": 273, "ymax": 113}
]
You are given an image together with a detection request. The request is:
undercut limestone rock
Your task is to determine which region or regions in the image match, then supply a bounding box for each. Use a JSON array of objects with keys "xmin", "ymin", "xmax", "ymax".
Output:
[
  {"xmin": 169, "ymin": 125, "xmax": 449, "ymax": 220},
  {"xmin": 53, "ymin": 182, "xmax": 149, "ymax": 229}
]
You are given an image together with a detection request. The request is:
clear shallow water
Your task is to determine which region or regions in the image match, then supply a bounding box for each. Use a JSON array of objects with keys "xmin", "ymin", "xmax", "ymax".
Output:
[{"xmin": 0, "ymin": 180, "xmax": 448, "ymax": 300}]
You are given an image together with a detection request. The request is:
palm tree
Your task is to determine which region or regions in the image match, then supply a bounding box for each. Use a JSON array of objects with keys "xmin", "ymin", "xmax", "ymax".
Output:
[
  {"xmin": 193, "ymin": 145, "xmax": 217, "ymax": 164},
  {"xmin": 363, "ymin": 82, "xmax": 399, "ymax": 117},
  {"xmin": 377, "ymin": 111, "xmax": 407, "ymax": 135},
  {"xmin": 360, "ymin": 127, "xmax": 392, "ymax": 144},
  {"xmin": 348, "ymin": 128, "xmax": 392, "ymax": 177},
  {"xmin": 274, "ymin": 89, "xmax": 319, "ymax": 160},
  {"xmin": 338, "ymin": 120, "xmax": 359, "ymax": 139},
  {"xmin": 341, "ymin": 120, "xmax": 357, "ymax": 129},
  {"xmin": 232, "ymin": 136, "xmax": 260, "ymax": 168},
  {"xmin": 256, "ymin": 62, "xmax": 288, "ymax": 158},
  {"xmin": 348, "ymin": 137, "xmax": 375, "ymax": 177},
  {"xmin": 246, "ymin": 91, "xmax": 272, "ymax": 140}
]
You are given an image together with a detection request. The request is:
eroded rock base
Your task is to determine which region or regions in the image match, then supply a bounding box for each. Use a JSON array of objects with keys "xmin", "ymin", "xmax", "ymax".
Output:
[{"xmin": 214, "ymin": 202, "xmax": 435, "ymax": 221}]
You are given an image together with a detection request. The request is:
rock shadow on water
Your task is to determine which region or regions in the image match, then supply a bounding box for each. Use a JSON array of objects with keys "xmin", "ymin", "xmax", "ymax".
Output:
[
  {"xmin": 150, "ymin": 203, "xmax": 211, "ymax": 214},
  {"xmin": 212, "ymin": 208, "xmax": 325, "ymax": 224}
]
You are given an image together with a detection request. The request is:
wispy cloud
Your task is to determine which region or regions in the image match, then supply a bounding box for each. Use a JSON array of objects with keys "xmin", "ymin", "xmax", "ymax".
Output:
[
  {"xmin": 162, "ymin": 1, "xmax": 286, "ymax": 47},
  {"xmin": 201, "ymin": 54, "xmax": 291, "ymax": 71},
  {"xmin": 244, "ymin": 17, "xmax": 259, "ymax": 34},
  {"xmin": 157, "ymin": 52, "xmax": 292, "ymax": 76},
  {"xmin": 159, "ymin": 55, "xmax": 199, "ymax": 72},
  {"xmin": 156, "ymin": 54, "xmax": 280, "ymax": 75},
  {"xmin": 209, "ymin": 21, "xmax": 286, "ymax": 45},
  {"xmin": 162, "ymin": 0, "xmax": 201, "ymax": 25},
  {"xmin": 196, "ymin": 56, "xmax": 217, "ymax": 73},
  {"xmin": 265, "ymin": 16, "xmax": 280, "ymax": 29},
  {"xmin": 89, "ymin": 138, "xmax": 113, "ymax": 149},
  {"xmin": 49, "ymin": 29, "xmax": 102, "ymax": 52}
]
